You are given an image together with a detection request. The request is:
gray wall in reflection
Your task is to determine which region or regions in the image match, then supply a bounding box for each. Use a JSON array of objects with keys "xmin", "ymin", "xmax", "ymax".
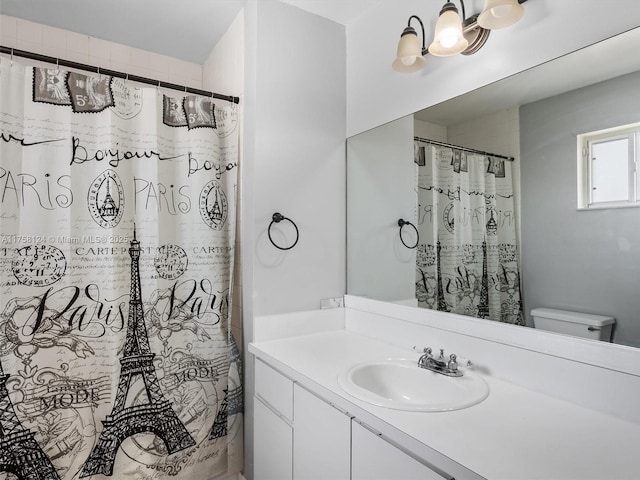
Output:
[{"xmin": 520, "ymin": 70, "xmax": 640, "ymax": 348}]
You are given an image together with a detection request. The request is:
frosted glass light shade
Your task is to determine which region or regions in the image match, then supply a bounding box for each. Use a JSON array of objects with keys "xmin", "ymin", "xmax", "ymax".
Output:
[
  {"xmin": 428, "ymin": 7, "xmax": 468, "ymax": 57},
  {"xmin": 392, "ymin": 28, "xmax": 427, "ymax": 73},
  {"xmin": 478, "ymin": 0, "xmax": 525, "ymax": 29}
]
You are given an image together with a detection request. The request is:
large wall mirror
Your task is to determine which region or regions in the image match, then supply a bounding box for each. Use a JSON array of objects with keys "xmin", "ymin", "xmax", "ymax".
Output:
[{"xmin": 347, "ymin": 27, "xmax": 640, "ymax": 349}]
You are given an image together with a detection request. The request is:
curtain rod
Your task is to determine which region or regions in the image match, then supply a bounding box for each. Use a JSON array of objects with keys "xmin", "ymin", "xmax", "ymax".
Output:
[
  {"xmin": 0, "ymin": 46, "xmax": 240, "ymax": 104},
  {"xmin": 414, "ymin": 136, "xmax": 514, "ymax": 161}
]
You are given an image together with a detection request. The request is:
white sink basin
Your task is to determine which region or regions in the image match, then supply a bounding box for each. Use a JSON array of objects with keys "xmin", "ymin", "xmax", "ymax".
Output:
[{"xmin": 337, "ymin": 359, "xmax": 489, "ymax": 412}]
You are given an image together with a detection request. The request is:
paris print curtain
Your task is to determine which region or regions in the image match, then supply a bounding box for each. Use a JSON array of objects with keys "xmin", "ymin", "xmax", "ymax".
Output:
[
  {"xmin": 415, "ymin": 140, "xmax": 523, "ymax": 324},
  {"xmin": 0, "ymin": 62, "xmax": 242, "ymax": 479}
]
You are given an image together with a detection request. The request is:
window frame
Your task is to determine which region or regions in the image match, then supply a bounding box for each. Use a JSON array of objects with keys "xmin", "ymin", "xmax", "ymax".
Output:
[{"xmin": 577, "ymin": 123, "xmax": 640, "ymax": 210}]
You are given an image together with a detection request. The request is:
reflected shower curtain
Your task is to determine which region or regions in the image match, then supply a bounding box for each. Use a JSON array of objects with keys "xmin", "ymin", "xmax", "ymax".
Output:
[
  {"xmin": 415, "ymin": 141, "xmax": 523, "ymax": 324},
  {"xmin": 0, "ymin": 62, "xmax": 242, "ymax": 479}
]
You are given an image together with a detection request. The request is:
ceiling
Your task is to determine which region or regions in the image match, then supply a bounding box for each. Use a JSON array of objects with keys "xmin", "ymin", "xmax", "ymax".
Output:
[
  {"xmin": 415, "ymin": 27, "xmax": 640, "ymax": 126},
  {"xmin": 0, "ymin": 0, "xmax": 379, "ymax": 64},
  {"xmin": 281, "ymin": 0, "xmax": 381, "ymax": 26}
]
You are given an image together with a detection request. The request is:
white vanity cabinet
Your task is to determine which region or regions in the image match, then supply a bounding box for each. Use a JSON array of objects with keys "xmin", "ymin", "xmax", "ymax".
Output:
[
  {"xmin": 254, "ymin": 356, "xmax": 471, "ymax": 480},
  {"xmin": 254, "ymin": 357, "xmax": 351, "ymax": 480},
  {"xmin": 254, "ymin": 359, "xmax": 294, "ymax": 480},
  {"xmin": 293, "ymin": 384, "xmax": 351, "ymax": 479},
  {"xmin": 352, "ymin": 421, "xmax": 451, "ymax": 480},
  {"xmin": 254, "ymin": 398, "xmax": 293, "ymax": 480}
]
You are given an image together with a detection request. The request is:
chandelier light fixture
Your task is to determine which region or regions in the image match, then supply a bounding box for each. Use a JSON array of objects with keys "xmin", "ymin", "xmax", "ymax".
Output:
[{"xmin": 392, "ymin": 0, "xmax": 527, "ymax": 73}]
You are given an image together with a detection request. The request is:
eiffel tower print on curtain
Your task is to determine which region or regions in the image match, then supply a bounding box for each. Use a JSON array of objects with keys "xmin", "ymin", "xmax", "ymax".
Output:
[
  {"xmin": 0, "ymin": 360, "xmax": 61, "ymax": 480},
  {"xmin": 435, "ymin": 240, "xmax": 449, "ymax": 312},
  {"xmin": 209, "ymin": 334, "xmax": 243, "ymax": 440},
  {"xmin": 80, "ymin": 229, "xmax": 195, "ymax": 477},
  {"xmin": 476, "ymin": 240, "xmax": 490, "ymax": 319}
]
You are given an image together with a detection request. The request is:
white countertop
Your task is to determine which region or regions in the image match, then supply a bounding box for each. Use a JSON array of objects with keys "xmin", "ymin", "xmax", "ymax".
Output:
[{"xmin": 250, "ymin": 328, "xmax": 640, "ymax": 480}]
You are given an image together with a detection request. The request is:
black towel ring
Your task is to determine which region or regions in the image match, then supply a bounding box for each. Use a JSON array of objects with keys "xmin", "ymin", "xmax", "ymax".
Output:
[
  {"xmin": 398, "ymin": 219, "xmax": 419, "ymax": 249},
  {"xmin": 268, "ymin": 212, "xmax": 299, "ymax": 250}
]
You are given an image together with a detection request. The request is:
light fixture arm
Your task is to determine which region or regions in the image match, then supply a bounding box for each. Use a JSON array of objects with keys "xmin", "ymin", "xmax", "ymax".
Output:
[{"xmin": 406, "ymin": 15, "xmax": 428, "ymax": 57}]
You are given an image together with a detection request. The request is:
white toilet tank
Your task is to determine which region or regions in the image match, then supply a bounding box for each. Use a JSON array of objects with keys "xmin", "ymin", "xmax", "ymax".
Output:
[{"xmin": 530, "ymin": 308, "xmax": 615, "ymax": 342}]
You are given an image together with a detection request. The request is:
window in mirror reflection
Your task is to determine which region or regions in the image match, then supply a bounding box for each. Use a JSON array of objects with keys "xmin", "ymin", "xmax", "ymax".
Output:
[{"xmin": 578, "ymin": 123, "xmax": 640, "ymax": 209}]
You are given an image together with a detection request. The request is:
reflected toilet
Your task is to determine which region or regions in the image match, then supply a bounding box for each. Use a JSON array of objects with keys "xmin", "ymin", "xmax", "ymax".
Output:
[{"xmin": 531, "ymin": 308, "xmax": 615, "ymax": 342}]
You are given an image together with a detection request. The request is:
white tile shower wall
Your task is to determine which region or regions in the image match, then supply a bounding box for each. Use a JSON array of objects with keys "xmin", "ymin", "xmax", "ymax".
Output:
[
  {"xmin": 0, "ymin": 15, "xmax": 203, "ymax": 88},
  {"xmin": 447, "ymin": 108, "xmax": 520, "ymax": 158},
  {"xmin": 0, "ymin": 14, "xmax": 18, "ymax": 45},
  {"xmin": 413, "ymin": 118, "xmax": 447, "ymax": 142},
  {"xmin": 203, "ymin": 10, "xmax": 244, "ymax": 98}
]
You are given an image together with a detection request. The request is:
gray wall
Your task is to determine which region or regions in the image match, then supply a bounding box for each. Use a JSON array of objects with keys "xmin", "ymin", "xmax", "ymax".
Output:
[{"xmin": 520, "ymin": 70, "xmax": 640, "ymax": 348}]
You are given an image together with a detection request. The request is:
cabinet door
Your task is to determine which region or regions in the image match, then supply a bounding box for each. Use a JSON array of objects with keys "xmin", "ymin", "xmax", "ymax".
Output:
[
  {"xmin": 293, "ymin": 384, "xmax": 351, "ymax": 480},
  {"xmin": 254, "ymin": 397, "xmax": 293, "ymax": 480},
  {"xmin": 351, "ymin": 421, "xmax": 447, "ymax": 480},
  {"xmin": 255, "ymin": 358, "xmax": 294, "ymax": 421}
]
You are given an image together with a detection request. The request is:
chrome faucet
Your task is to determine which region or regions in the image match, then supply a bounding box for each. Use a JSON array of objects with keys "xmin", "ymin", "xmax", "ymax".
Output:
[{"xmin": 417, "ymin": 347, "xmax": 463, "ymax": 377}]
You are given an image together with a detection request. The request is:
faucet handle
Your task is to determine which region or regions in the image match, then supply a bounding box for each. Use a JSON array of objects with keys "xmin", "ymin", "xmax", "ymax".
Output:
[
  {"xmin": 447, "ymin": 354, "xmax": 458, "ymax": 372},
  {"xmin": 416, "ymin": 347, "xmax": 432, "ymax": 368},
  {"xmin": 413, "ymin": 346, "xmax": 433, "ymax": 355},
  {"xmin": 456, "ymin": 356, "xmax": 473, "ymax": 369}
]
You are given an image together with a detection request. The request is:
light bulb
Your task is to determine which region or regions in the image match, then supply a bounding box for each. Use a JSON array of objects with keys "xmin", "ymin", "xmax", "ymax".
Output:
[
  {"xmin": 438, "ymin": 28, "xmax": 459, "ymax": 48},
  {"xmin": 392, "ymin": 18, "xmax": 427, "ymax": 72},
  {"xmin": 428, "ymin": 3, "xmax": 468, "ymax": 56},
  {"xmin": 401, "ymin": 55, "xmax": 417, "ymax": 66}
]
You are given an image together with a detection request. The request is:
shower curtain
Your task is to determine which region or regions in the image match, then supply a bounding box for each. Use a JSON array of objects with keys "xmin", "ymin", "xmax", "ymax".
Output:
[
  {"xmin": 415, "ymin": 140, "xmax": 523, "ymax": 324},
  {"xmin": 0, "ymin": 62, "xmax": 242, "ymax": 479}
]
